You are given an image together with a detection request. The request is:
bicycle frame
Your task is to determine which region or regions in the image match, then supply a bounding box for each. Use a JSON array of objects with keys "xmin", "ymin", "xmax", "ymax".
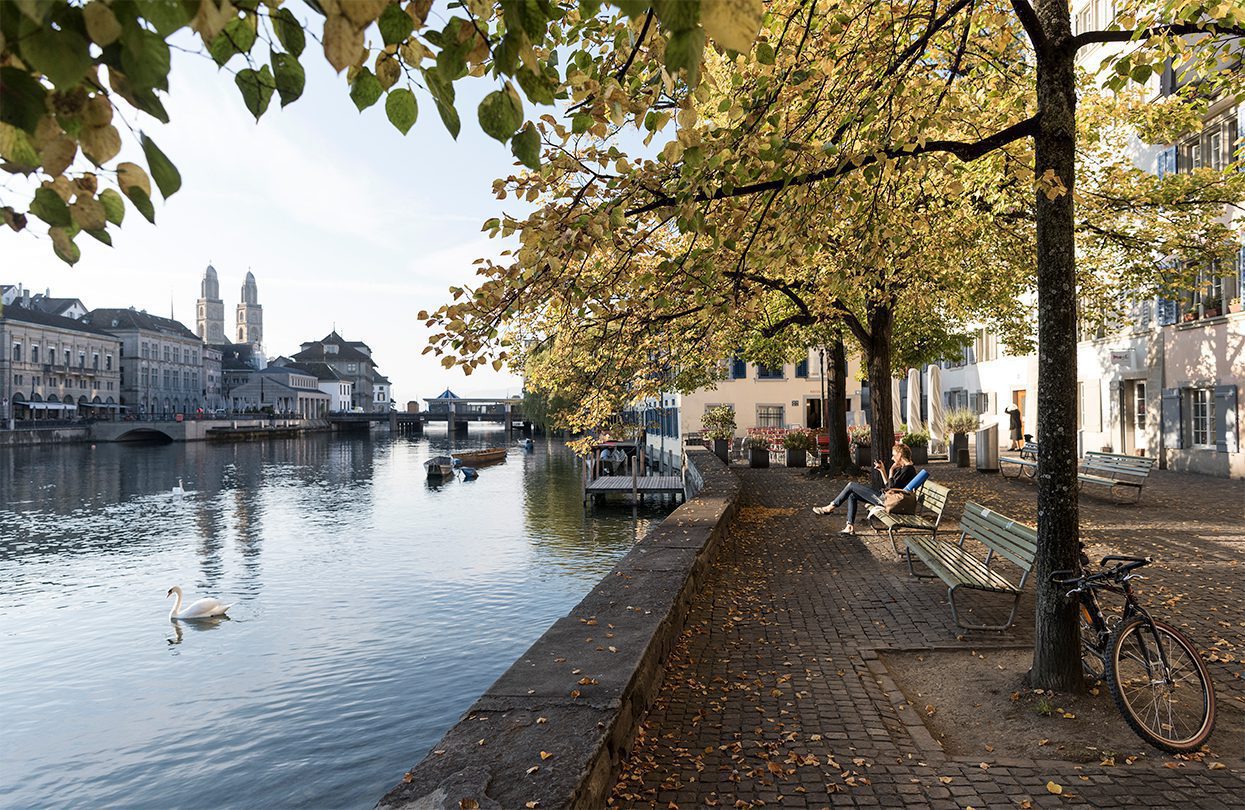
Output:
[{"xmin": 1074, "ymin": 568, "xmax": 1176, "ymax": 688}]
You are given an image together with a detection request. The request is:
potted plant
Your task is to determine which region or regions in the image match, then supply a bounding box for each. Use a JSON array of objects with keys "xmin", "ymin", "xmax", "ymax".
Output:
[
  {"xmin": 847, "ymin": 424, "xmax": 872, "ymax": 467},
  {"xmin": 1203, "ymin": 296, "xmax": 1222, "ymax": 318},
  {"xmin": 1230, "ymin": 297, "xmax": 1243, "ymax": 314},
  {"xmin": 1182, "ymin": 310, "xmax": 1198, "ymax": 322},
  {"xmin": 701, "ymin": 405, "xmax": 736, "ymax": 463},
  {"xmin": 945, "ymin": 408, "xmax": 979, "ymax": 465},
  {"xmin": 901, "ymin": 429, "xmax": 930, "ymax": 465},
  {"xmin": 745, "ymin": 435, "xmax": 771, "ymax": 468},
  {"xmin": 782, "ymin": 429, "xmax": 813, "ymax": 468}
]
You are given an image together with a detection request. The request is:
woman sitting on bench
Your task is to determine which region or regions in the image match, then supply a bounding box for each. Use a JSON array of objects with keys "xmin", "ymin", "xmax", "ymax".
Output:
[{"xmin": 813, "ymin": 443, "xmax": 919, "ymax": 535}]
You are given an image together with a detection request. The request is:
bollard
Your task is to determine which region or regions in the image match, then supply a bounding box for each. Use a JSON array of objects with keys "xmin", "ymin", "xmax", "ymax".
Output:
[{"xmin": 956, "ymin": 447, "xmax": 970, "ymax": 467}]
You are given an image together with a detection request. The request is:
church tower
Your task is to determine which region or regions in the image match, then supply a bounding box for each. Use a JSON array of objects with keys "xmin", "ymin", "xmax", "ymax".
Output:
[
  {"xmin": 196, "ymin": 264, "xmax": 225, "ymax": 343},
  {"xmin": 236, "ymin": 271, "xmax": 263, "ymax": 348}
]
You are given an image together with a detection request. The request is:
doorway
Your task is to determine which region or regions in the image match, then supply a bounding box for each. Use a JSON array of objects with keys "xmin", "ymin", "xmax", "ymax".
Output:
[
  {"xmin": 1012, "ymin": 389, "xmax": 1027, "ymax": 441},
  {"xmin": 805, "ymin": 398, "xmax": 823, "ymax": 430}
]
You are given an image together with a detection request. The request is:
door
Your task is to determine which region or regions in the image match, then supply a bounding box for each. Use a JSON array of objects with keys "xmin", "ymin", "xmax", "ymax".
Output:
[
  {"xmin": 805, "ymin": 398, "xmax": 823, "ymax": 430},
  {"xmin": 1132, "ymin": 381, "xmax": 1147, "ymax": 455},
  {"xmin": 1012, "ymin": 389, "xmax": 1027, "ymax": 440}
]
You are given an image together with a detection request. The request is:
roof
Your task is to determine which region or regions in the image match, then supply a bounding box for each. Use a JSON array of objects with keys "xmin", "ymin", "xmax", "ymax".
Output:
[
  {"xmin": 432, "ymin": 388, "xmax": 460, "ymax": 399},
  {"xmin": 292, "ymin": 340, "xmax": 373, "ymax": 364},
  {"xmin": 287, "ymin": 360, "xmax": 347, "ymax": 382},
  {"xmin": 84, "ymin": 308, "xmax": 198, "ymax": 340},
  {"xmin": 1, "ymin": 304, "xmax": 120, "ymax": 338},
  {"xmin": 34, "ymin": 296, "xmax": 86, "ymax": 315}
]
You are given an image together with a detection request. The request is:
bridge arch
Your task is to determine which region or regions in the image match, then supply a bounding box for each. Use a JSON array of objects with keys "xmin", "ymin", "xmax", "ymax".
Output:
[{"xmin": 114, "ymin": 427, "xmax": 176, "ymax": 443}]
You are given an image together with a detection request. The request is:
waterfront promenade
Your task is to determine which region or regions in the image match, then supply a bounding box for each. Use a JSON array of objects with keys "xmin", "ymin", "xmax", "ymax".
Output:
[{"xmin": 610, "ymin": 463, "xmax": 1245, "ymax": 808}]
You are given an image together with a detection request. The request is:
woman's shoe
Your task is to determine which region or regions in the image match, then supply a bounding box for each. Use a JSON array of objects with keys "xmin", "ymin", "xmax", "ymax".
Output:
[
  {"xmin": 838, "ymin": 524, "xmax": 855, "ymax": 535},
  {"xmin": 813, "ymin": 505, "xmax": 835, "ymax": 515}
]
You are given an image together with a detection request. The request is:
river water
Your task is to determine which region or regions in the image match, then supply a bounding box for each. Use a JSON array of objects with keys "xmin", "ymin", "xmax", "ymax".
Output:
[{"xmin": 0, "ymin": 431, "xmax": 668, "ymax": 809}]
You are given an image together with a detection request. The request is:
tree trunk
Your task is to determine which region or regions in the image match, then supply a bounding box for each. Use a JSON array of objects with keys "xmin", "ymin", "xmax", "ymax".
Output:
[
  {"xmin": 864, "ymin": 304, "xmax": 894, "ymax": 472},
  {"xmin": 1029, "ymin": 0, "xmax": 1084, "ymax": 692},
  {"xmin": 824, "ymin": 336, "xmax": 852, "ymax": 472}
]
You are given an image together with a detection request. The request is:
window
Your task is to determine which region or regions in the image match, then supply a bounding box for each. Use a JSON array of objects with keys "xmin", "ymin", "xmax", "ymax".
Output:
[
  {"xmin": 756, "ymin": 364, "xmax": 783, "ymax": 379},
  {"xmin": 92, "ymin": 353, "xmax": 99, "ymax": 370},
  {"xmin": 12, "ymin": 343, "xmax": 21, "ymax": 362},
  {"xmin": 795, "ymin": 358, "xmax": 809, "ymax": 378},
  {"xmin": 78, "ymin": 352, "xmax": 85, "ymax": 368},
  {"xmin": 106, "ymin": 354, "xmax": 113, "ymax": 371},
  {"xmin": 31, "ymin": 345, "xmax": 39, "ymax": 363},
  {"xmin": 1135, "ymin": 382, "xmax": 1147, "ymax": 431},
  {"xmin": 347, "ymin": 363, "xmax": 357, "ymax": 373},
  {"xmin": 757, "ymin": 405, "xmax": 785, "ymax": 427},
  {"xmin": 63, "ymin": 349, "xmax": 70, "ymax": 365},
  {"xmin": 729, "ymin": 358, "xmax": 746, "ymax": 379},
  {"xmin": 163, "ymin": 346, "xmax": 170, "ymax": 362},
  {"xmin": 1190, "ymin": 388, "xmax": 1214, "ymax": 447}
]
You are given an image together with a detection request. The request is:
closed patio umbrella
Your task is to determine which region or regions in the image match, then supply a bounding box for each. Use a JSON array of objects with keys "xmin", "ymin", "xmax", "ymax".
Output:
[
  {"xmin": 906, "ymin": 367, "xmax": 924, "ymax": 434},
  {"xmin": 927, "ymin": 364, "xmax": 947, "ymax": 456},
  {"xmin": 891, "ymin": 376, "xmax": 903, "ymax": 437}
]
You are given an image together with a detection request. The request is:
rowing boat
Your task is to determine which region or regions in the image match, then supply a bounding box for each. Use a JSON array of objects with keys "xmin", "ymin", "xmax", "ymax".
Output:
[
  {"xmin": 424, "ymin": 455, "xmax": 455, "ymax": 477},
  {"xmin": 451, "ymin": 447, "xmax": 507, "ymax": 466}
]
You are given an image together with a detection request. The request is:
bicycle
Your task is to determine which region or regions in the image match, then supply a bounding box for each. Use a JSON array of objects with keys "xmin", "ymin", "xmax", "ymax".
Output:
[{"xmin": 1052, "ymin": 553, "xmax": 1216, "ymax": 754}]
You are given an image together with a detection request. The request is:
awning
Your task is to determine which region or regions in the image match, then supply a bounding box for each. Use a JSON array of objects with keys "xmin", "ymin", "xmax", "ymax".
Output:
[{"xmin": 21, "ymin": 401, "xmax": 77, "ymax": 411}]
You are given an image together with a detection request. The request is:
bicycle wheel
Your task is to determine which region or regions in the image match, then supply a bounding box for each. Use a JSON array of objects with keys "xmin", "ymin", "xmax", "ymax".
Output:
[
  {"xmin": 1105, "ymin": 616, "xmax": 1215, "ymax": 753},
  {"xmin": 1079, "ymin": 605, "xmax": 1106, "ymax": 681}
]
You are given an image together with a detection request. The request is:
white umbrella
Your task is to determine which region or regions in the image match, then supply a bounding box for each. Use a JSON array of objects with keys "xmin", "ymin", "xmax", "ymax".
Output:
[
  {"xmin": 891, "ymin": 376, "xmax": 903, "ymax": 436},
  {"xmin": 906, "ymin": 367, "xmax": 924, "ymax": 433},
  {"xmin": 927, "ymin": 364, "xmax": 946, "ymax": 455}
]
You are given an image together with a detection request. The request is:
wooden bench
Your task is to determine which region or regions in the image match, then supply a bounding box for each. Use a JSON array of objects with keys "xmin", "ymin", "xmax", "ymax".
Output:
[
  {"xmin": 867, "ymin": 481, "xmax": 951, "ymax": 554},
  {"xmin": 999, "ymin": 441, "xmax": 1039, "ymax": 479},
  {"xmin": 1078, "ymin": 451, "xmax": 1156, "ymax": 504},
  {"xmin": 903, "ymin": 502, "xmax": 1037, "ymax": 632}
]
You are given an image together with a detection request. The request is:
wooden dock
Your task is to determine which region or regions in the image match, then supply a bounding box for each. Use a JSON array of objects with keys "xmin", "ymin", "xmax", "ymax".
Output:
[{"xmin": 585, "ymin": 475, "xmax": 684, "ymax": 497}]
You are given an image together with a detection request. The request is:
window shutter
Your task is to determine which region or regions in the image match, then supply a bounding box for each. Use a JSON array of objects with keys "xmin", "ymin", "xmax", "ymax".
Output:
[
  {"xmin": 795, "ymin": 358, "xmax": 809, "ymax": 378},
  {"xmin": 1157, "ymin": 299, "xmax": 1178, "ymax": 326},
  {"xmin": 1214, "ymin": 385, "xmax": 1238, "ymax": 453},
  {"xmin": 1238, "ymin": 245, "xmax": 1245, "ymax": 300},
  {"xmin": 731, "ymin": 358, "xmax": 746, "ymax": 379},
  {"xmin": 1161, "ymin": 388, "xmax": 1183, "ymax": 450}
]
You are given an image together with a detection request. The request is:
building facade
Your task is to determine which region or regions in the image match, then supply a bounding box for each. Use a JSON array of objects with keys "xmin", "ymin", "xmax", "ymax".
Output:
[
  {"xmin": 196, "ymin": 265, "xmax": 226, "ymax": 344},
  {"xmin": 226, "ymin": 365, "xmax": 329, "ymax": 417},
  {"xmin": 1, "ymin": 305, "xmax": 122, "ymax": 421},
  {"xmin": 291, "ymin": 331, "xmax": 388, "ymax": 412},
  {"xmin": 236, "ymin": 272, "xmax": 263, "ymax": 348},
  {"xmin": 83, "ymin": 309, "xmax": 206, "ymax": 418}
]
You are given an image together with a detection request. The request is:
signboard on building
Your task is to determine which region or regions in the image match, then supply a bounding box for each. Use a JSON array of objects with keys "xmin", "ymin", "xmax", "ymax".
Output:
[{"xmin": 1109, "ymin": 350, "xmax": 1133, "ymax": 367}]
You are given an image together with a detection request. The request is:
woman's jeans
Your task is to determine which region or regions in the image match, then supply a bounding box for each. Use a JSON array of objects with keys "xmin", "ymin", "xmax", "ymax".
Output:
[{"xmin": 831, "ymin": 482, "xmax": 882, "ymax": 524}]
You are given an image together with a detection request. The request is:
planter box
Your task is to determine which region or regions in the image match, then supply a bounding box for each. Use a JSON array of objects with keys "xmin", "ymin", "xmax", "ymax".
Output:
[
  {"xmin": 852, "ymin": 445, "xmax": 872, "ymax": 467},
  {"xmin": 749, "ymin": 446, "xmax": 770, "ymax": 468},
  {"xmin": 908, "ymin": 445, "xmax": 929, "ymax": 465},
  {"xmin": 713, "ymin": 439, "xmax": 729, "ymax": 464},
  {"xmin": 951, "ymin": 433, "xmax": 969, "ymax": 455},
  {"xmin": 1230, "ymin": 303, "xmax": 1242, "ymax": 314},
  {"xmin": 786, "ymin": 449, "xmax": 807, "ymax": 468}
]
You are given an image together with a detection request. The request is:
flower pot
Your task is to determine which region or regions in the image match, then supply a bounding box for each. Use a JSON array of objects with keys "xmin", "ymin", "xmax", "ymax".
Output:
[
  {"xmin": 852, "ymin": 444, "xmax": 872, "ymax": 467},
  {"xmin": 786, "ymin": 449, "xmax": 807, "ymax": 468},
  {"xmin": 1230, "ymin": 303, "xmax": 1243, "ymax": 314},
  {"xmin": 713, "ymin": 439, "xmax": 729, "ymax": 464},
  {"xmin": 749, "ymin": 446, "xmax": 770, "ymax": 468},
  {"xmin": 1183, "ymin": 312, "xmax": 1197, "ymax": 322},
  {"xmin": 1204, "ymin": 308, "xmax": 1221, "ymax": 318},
  {"xmin": 952, "ymin": 433, "xmax": 969, "ymax": 456},
  {"xmin": 908, "ymin": 445, "xmax": 928, "ymax": 465}
]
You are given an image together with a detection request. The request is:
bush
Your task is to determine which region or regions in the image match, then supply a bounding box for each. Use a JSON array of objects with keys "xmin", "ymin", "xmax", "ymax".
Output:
[
  {"xmin": 946, "ymin": 408, "xmax": 980, "ymax": 434},
  {"xmin": 847, "ymin": 424, "xmax": 872, "ymax": 447},
  {"xmin": 744, "ymin": 435, "xmax": 770, "ymax": 450},
  {"xmin": 782, "ymin": 429, "xmax": 814, "ymax": 451},
  {"xmin": 701, "ymin": 405, "xmax": 736, "ymax": 440},
  {"xmin": 901, "ymin": 429, "xmax": 930, "ymax": 447}
]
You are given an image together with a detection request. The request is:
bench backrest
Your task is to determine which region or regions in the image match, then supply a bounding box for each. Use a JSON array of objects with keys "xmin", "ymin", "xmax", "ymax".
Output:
[
  {"xmin": 960, "ymin": 502, "xmax": 1038, "ymax": 571},
  {"xmin": 1083, "ymin": 451, "xmax": 1155, "ymax": 480},
  {"xmin": 916, "ymin": 481, "xmax": 951, "ymax": 523},
  {"xmin": 1020, "ymin": 441, "xmax": 1039, "ymax": 459}
]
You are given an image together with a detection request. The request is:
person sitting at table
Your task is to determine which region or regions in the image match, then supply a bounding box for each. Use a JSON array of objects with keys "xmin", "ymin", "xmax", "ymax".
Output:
[{"xmin": 812, "ymin": 443, "xmax": 919, "ymax": 535}]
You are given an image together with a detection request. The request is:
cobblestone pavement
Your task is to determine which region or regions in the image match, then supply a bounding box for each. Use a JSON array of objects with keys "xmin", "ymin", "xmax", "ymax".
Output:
[{"xmin": 609, "ymin": 462, "xmax": 1245, "ymax": 808}]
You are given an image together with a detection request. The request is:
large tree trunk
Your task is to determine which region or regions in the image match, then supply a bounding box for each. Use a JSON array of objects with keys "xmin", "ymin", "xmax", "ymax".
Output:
[
  {"xmin": 864, "ymin": 304, "xmax": 895, "ymax": 471},
  {"xmin": 1029, "ymin": 0, "xmax": 1084, "ymax": 692},
  {"xmin": 824, "ymin": 336, "xmax": 852, "ymax": 472}
]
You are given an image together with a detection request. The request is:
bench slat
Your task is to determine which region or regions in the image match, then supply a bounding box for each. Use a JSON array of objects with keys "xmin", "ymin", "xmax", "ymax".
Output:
[{"xmin": 907, "ymin": 537, "xmax": 1018, "ymax": 592}]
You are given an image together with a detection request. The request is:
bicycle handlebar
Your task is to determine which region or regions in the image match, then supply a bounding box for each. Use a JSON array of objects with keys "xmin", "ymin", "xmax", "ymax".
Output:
[{"xmin": 1050, "ymin": 555, "xmax": 1152, "ymax": 586}]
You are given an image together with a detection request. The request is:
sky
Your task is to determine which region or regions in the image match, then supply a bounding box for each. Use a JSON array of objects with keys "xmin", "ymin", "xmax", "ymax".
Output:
[{"xmin": 3, "ymin": 26, "xmax": 530, "ymax": 404}]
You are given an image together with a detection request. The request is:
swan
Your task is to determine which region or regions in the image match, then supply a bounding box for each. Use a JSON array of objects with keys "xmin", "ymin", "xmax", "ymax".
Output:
[
  {"xmin": 171, "ymin": 479, "xmax": 185, "ymax": 497},
  {"xmin": 167, "ymin": 586, "xmax": 232, "ymax": 620}
]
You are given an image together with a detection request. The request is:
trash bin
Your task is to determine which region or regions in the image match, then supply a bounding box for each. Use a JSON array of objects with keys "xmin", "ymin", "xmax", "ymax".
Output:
[{"xmin": 976, "ymin": 423, "xmax": 999, "ymax": 473}]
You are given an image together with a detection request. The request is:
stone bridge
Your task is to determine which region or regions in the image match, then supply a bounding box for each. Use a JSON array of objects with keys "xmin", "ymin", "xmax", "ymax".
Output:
[{"xmin": 89, "ymin": 418, "xmax": 309, "ymax": 442}]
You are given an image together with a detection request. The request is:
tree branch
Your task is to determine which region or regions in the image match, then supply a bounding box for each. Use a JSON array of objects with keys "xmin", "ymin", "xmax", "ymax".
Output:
[
  {"xmin": 626, "ymin": 116, "xmax": 1040, "ymax": 215},
  {"xmin": 1072, "ymin": 22, "xmax": 1245, "ymax": 50},
  {"xmin": 1009, "ymin": 0, "xmax": 1046, "ymax": 50}
]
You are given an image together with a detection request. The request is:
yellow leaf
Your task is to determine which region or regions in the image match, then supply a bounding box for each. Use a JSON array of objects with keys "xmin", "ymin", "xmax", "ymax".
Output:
[
  {"xmin": 1046, "ymin": 781, "xmax": 1063, "ymax": 795},
  {"xmin": 70, "ymin": 196, "xmax": 107, "ymax": 230},
  {"xmin": 460, "ymin": 800, "xmax": 480, "ymax": 810},
  {"xmin": 525, "ymin": 803, "xmax": 539, "ymax": 809},
  {"xmin": 80, "ymin": 124, "xmax": 121, "ymax": 165},
  {"xmin": 117, "ymin": 162, "xmax": 151, "ymax": 196},
  {"xmin": 700, "ymin": 0, "xmax": 764, "ymax": 53},
  {"xmin": 539, "ymin": 751, "xmax": 553, "ymax": 760},
  {"xmin": 376, "ymin": 53, "xmax": 400, "ymax": 90},
  {"xmin": 40, "ymin": 136, "xmax": 77, "ymax": 177},
  {"xmin": 323, "ymin": 14, "xmax": 364, "ymax": 73},
  {"xmin": 83, "ymin": 1, "xmax": 122, "ymax": 46}
]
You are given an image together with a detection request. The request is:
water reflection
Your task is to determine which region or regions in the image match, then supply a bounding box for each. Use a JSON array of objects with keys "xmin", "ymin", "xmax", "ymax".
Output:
[{"xmin": 0, "ymin": 431, "xmax": 666, "ymax": 809}]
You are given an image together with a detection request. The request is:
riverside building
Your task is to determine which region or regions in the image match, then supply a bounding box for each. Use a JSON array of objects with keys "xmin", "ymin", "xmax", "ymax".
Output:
[
  {"xmin": 0, "ymin": 305, "xmax": 122, "ymax": 422},
  {"xmin": 82, "ymin": 309, "xmax": 207, "ymax": 419}
]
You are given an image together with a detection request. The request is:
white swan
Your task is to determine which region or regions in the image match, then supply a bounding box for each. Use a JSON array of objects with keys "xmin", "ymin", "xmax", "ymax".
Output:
[
  {"xmin": 171, "ymin": 478, "xmax": 185, "ymax": 497},
  {"xmin": 167, "ymin": 586, "xmax": 232, "ymax": 620}
]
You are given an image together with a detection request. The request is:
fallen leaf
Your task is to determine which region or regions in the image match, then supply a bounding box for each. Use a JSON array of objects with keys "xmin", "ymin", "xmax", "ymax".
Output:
[
  {"xmin": 460, "ymin": 800, "xmax": 480, "ymax": 810},
  {"xmin": 938, "ymin": 776, "xmax": 953, "ymax": 784},
  {"xmin": 536, "ymin": 717, "xmax": 547, "ymax": 724},
  {"xmin": 540, "ymin": 751, "xmax": 553, "ymax": 760},
  {"xmin": 1209, "ymin": 762, "xmax": 1226, "ymax": 770},
  {"xmin": 526, "ymin": 765, "xmax": 539, "ymax": 775},
  {"xmin": 525, "ymin": 802, "xmax": 540, "ymax": 809},
  {"xmin": 1046, "ymin": 781, "xmax": 1063, "ymax": 795},
  {"xmin": 403, "ymin": 772, "xmax": 414, "ymax": 783}
]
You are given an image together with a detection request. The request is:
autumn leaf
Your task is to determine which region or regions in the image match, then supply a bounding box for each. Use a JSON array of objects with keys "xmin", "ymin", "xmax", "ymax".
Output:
[
  {"xmin": 1046, "ymin": 781, "xmax": 1063, "ymax": 795},
  {"xmin": 539, "ymin": 751, "xmax": 553, "ymax": 760}
]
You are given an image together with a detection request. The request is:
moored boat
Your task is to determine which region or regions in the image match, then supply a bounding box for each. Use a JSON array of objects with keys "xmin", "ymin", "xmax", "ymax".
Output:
[
  {"xmin": 424, "ymin": 455, "xmax": 455, "ymax": 477},
  {"xmin": 451, "ymin": 447, "xmax": 507, "ymax": 466}
]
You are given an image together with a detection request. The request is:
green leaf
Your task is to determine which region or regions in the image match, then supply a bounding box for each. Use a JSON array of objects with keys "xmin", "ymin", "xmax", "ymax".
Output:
[
  {"xmin": 350, "ymin": 68, "xmax": 384, "ymax": 111},
  {"xmin": 271, "ymin": 51, "xmax": 305, "ymax": 107},
  {"xmin": 50, "ymin": 226, "xmax": 81, "ymax": 265},
  {"xmin": 653, "ymin": 0, "xmax": 699, "ymax": 32},
  {"xmin": 515, "ymin": 68, "xmax": 556, "ymax": 106},
  {"xmin": 424, "ymin": 67, "xmax": 461, "ymax": 139},
  {"xmin": 511, "ymin": 121, "xmax": 540, "ymax": 170},
  {"xmin": 385, "ymin": 88, "xmax": 419, "ymax": 135},
  {"xmin": 209, "ymin": 14, "xmax": 259, "ymax": 65},
  {"xmin": 477, "ymin": 86, "xmax": 523, "ymax": 142},
  {"xmin": 378, "ymin": 2, "xmax": 414, "ymax": 46},
  {"xmin": 139, "ymin": 0, "xmax": 194, "ymax": 35},
  {"xmin": 1130, "ymin": 63, "xmax": 1153, "ymax": 85},
  {"xmin": 98, "ymin": 188, "xmax": 125, "ymax": 225},
  {"xmin": 120, "ymin": 27, "xmax": 172, "ymax": 92},
  {"xmin": 18, "ymin": 26, "xmax": 92, "ymax": 88},
  {"xmin": 571, "ymin": 113, "xmax": 591, "ymax": 134},
  {"xmin": 30, "ymin": 187, "xmax": 71, "ymax": 227},
  {"xmin": 494, "ymin": 33, "xmax": 521, "ymax": 75},
  {"xmin": 140, "ymin": 133, "xmax": 181, "ymax": 199},
  {"xmin": 124, "ymin": 185, "xmax": 156, "ymax": 223},
  {"xmin": 272, "ymin": 7, "xmax": 305, "ymax": 57},
  {"xmin": 235, "ymin": 65, "xmax": 275, "ymax": 120},
  {"xmin": 0, "ymin": 67, "xmax": 49, "ymax": 133},
  {"xmin": 666, "ymin": 28, "xmax": 706, "ymax": 86},
  {"xmin": 755, "ymin": 41, "xmax": 775, "ymax": 65},
  {"xmin": 84, "ymin": 227, "xmax": 112, "ymax": 245}
]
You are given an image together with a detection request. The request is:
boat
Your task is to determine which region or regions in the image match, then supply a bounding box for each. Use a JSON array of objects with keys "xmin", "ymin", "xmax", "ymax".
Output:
[
  {"xmin": 522, "ymin": 438, "xmax": 534, "ymax": 451},
  {"xmin": 459, "ymin": 467, "xmax": 478, "ymax": 480},
  {"xmin": 424, "ymin": 455, "xmax": 455, "ymax": 477},
  {"xmin": 451, "ymin": 447, "xmax": 507, "ymax": 466}
]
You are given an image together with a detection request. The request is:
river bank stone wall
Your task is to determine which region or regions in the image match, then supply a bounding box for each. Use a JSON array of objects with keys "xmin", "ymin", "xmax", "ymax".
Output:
[{"xmin": 378, "ymin": 446, "xmax": 740, "ymax": 810}]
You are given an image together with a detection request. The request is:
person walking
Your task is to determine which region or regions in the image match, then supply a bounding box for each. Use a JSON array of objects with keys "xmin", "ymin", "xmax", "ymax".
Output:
[
  {"xmin": 1005, "ymin": 404, "xmax": 1024, "ymax": 451},
  {"xmin": 812, "ymin": 443, "xmax": 919, "ymax": 535}
]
